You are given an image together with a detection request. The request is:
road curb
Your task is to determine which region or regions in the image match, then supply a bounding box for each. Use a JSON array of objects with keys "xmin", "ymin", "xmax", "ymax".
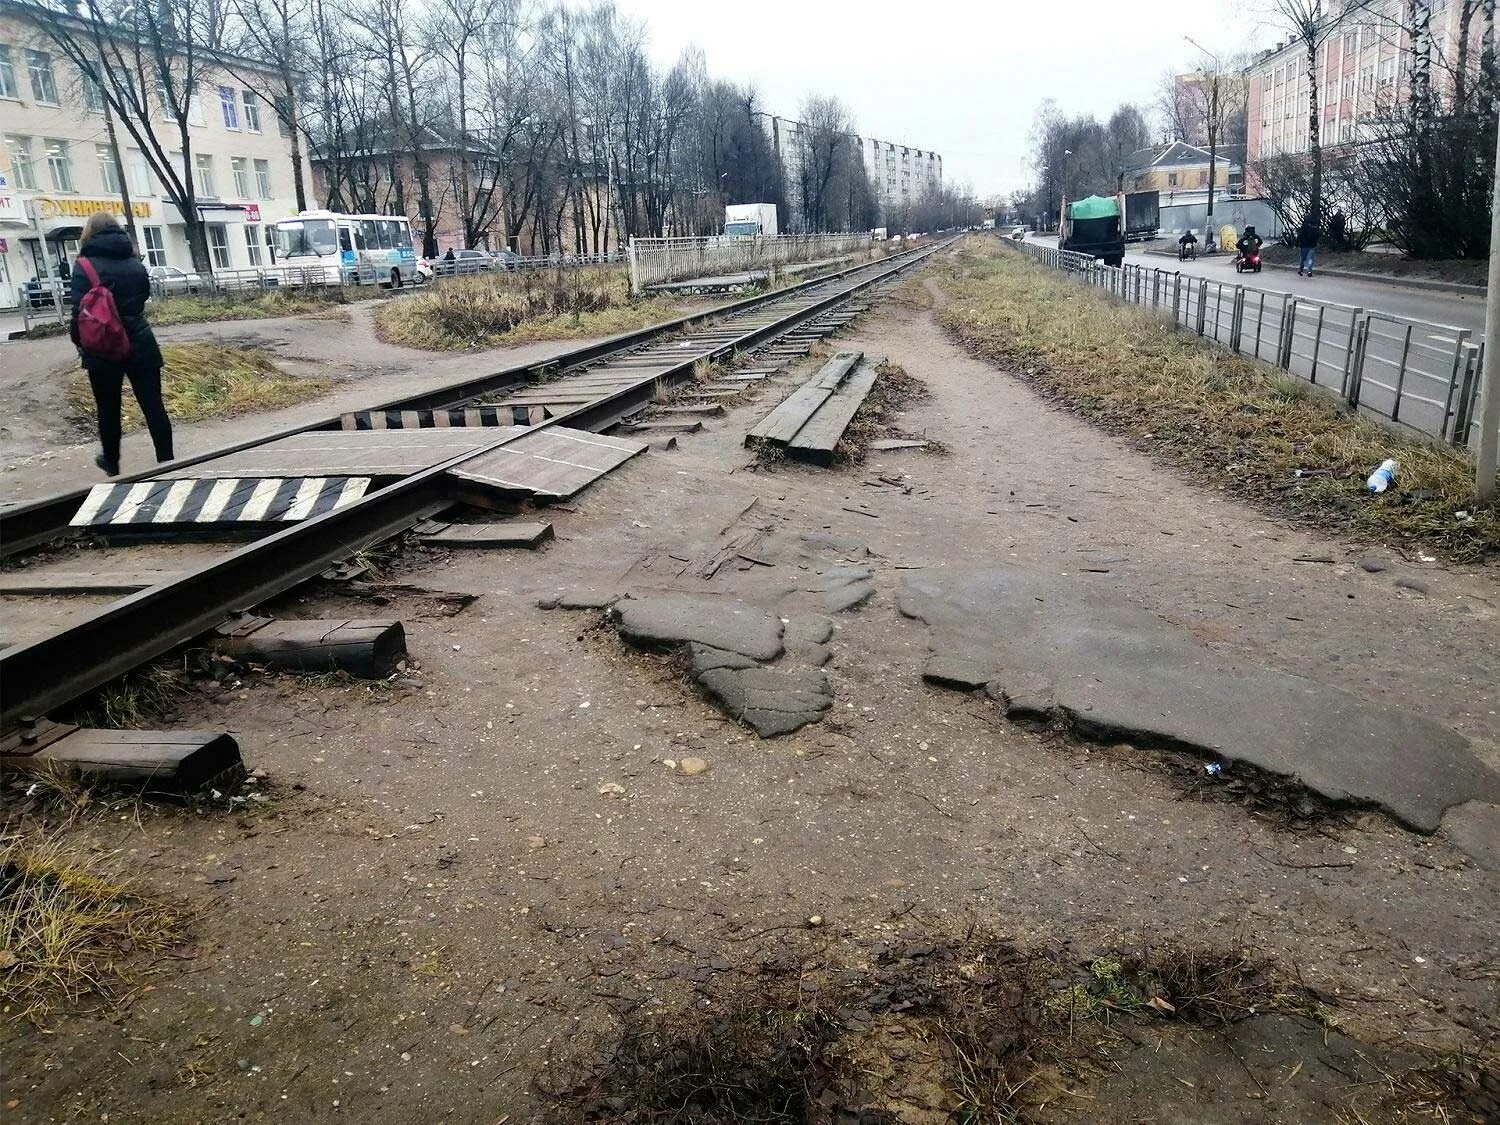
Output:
[{"xmin": 1141, "ymin": 248, "xmax": 1486, "ymax": 297}]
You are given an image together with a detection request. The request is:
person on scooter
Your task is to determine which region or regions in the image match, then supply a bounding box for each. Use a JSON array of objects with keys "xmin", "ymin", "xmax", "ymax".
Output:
[
  {"xmin": 1236, "ymin": 225, "xmax": 1262, "ymax": 260},
  {"xmin": 1178, "ymin": 229, "xmax": 1197, "ymax": 260}
]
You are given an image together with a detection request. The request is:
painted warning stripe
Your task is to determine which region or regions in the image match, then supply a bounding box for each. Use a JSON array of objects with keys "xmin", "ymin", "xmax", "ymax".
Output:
[
  {"xmin": 69, "ymin": 477, "xmax": 371, "ymax": 527},
  {"xmin": 338, "ymin": 406, "xmax": 505, "ymax": 430}
]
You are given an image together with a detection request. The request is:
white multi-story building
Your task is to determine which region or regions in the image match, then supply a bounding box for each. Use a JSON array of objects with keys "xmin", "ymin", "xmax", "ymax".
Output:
[
  {"xmin": 860, "ymin": 136, "xmax": 942, "ymax": 218},
  {"xmin": 0, "ymin": 0, "xmax": 314, "ymax": 308}
]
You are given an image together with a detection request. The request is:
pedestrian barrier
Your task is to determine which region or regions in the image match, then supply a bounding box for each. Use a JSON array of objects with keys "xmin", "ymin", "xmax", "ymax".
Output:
[
  {"xmin": 628, "ymin": 233, "xmax": 873, "ymax": 293},
  {"xmin": 1012, "ymin": 240, "xmax": 1485, "ymax": 448}
]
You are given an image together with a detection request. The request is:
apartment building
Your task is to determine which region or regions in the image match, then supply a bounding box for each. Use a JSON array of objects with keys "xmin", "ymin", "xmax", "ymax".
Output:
[
  {"xmin": 0, "ymin": 0, "xmax": 314, "ymax": 307},
  {"xmin": 860, "ymin": 136, "xmax": 942, "ymax": 218},
  {"xmin": 756, "ymin": 112, "xmax": 942, "ymax": 230},
  {"xmin": 1246, "ymin": 0, "xmax": 1485, "ymax": 165}
]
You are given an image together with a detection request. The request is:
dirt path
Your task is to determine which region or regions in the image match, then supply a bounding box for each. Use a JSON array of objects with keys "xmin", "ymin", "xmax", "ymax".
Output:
[{"xmin": 3, "ymin": 281, "xmax": 1496, "ymax": 1121}]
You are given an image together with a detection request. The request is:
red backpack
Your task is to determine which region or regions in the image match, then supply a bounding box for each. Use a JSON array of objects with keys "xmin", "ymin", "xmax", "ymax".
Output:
[{"xmin": 76, "ymin": 256, "xmax": 133, "ymax": 362}]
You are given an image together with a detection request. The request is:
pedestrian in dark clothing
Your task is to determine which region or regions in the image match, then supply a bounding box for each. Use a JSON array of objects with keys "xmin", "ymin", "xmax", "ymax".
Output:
[
  {"xmin": 69, "ymin": 211, "xmax": 173, "ymax": 476},
  {"xmin": 1297, "ymin": 216, "xmax": 1320, "ymax": 276}
]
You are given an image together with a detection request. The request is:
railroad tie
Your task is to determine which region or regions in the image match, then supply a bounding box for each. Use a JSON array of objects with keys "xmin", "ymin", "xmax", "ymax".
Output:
[
  {"xmin": 69, "ymin": 477, "xmax": 371, "ymax": 527},
  {"xmin": 340, "ymin": 406, "xmax": 507, "ymax": 430}
]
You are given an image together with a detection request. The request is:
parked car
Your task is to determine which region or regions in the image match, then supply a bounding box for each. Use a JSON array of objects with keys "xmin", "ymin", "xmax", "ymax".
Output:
[
  {"xmin": 488, "ymin": 249, "xmax": 522, "ymax": 271},
  {"xmin": 147, "ymin": 265, "xmax": 206, "ymax": 296},
  {"xmin": 1010, "ymin": 226, "xmax": 1026, "ymax": 241}
]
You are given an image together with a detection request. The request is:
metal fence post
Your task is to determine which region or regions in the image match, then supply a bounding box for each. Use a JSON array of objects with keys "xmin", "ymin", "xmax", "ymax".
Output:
[
  {"xmin": 1195, "ymin": 279, "xmax": 1208, "ymax": 335},
  {"xmin": 1346, "ymin": 319, "xmax": 1368, "ymax": 408},
  {"xmin": 1172, "ymin": 273, "xmax": 1182, "ymax": 327},
  {"xmin": 1229, "ymin": 286, "xmax": 1245, "ymax": 353},
  {"xmin": 1437, "ymin": 329, "xmax": 1474, "ymax": 438},
  {"xmin": 1279, "ymin": 298, "xmax": 1296, "ymax": 369},
  {"xmin": 1338, "ymin": 309, "xmax": 1362, "ymax": 397},
  {"xmin": 1449, "ymin": 342, "xmax": 1482, "ymax": 445},
  {"xmin": 1390, "ymin": 322, "xmax": 1415, "ymax": 422}
]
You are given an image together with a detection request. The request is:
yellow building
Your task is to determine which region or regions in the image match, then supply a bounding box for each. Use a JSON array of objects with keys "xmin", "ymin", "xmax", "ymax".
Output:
[{"xmin": 1121, "ymin": 142, "xmax": 1241, "ymax": 195}]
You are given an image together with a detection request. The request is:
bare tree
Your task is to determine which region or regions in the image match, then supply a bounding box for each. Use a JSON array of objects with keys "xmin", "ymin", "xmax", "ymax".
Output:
[
  {"xmin": 227, "ymin": 0, "xmax": 312, "ymax": 210},
  {"xmin": 1263, "ymin": 0, "xmax": 1342, "ymax": 227},
  {"xmin": 1163, "ymin": 50, "xmax": 1246, "ymax": 243}
]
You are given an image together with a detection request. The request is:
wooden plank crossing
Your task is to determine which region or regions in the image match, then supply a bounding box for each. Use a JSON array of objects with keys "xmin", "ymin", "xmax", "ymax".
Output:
[
  {"xmin": 418, "ymin": 521, "xmax": 554, "ymax": 549},
  {"xmin": 448, "ymin": 426, "xmax": 646, "ymax": 500},
  {"xmin": 746, "ymin": 352, "xmax": 863, "ymax": 447},
  {"xmin": 787, "ymin": 366, "xmax": 878, "ymax": 466},
  {"xmin": 1, "ymin": 722, "xmax": 241, "ymax": 790},
  {"xmin": 70, "ymin": 477, "xmax": 371, "ymax": 527},
  {"xmin": 156, "ymin": 429, "xmax": 516, "ymax": 479},
  {"xmin": 339, "ymin": 406, "xmax": 509, "ymax": 430}
]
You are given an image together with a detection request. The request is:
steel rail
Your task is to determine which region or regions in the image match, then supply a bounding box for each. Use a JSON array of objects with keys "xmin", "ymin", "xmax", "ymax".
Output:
[
  {"xmin": 0, "ymin": 241, "xmax": 947, "ymax": 729},
  {"xmin": 0, "ymin": 243, "xmax": 933, "ymax": 558}
]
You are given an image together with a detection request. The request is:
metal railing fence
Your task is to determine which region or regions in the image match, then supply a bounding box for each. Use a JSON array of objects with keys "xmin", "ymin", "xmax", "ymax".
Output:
[
  {"xmin": 1012, "ymin": 240, "xmax": 1485, "ymax": 448},
  {"xmin": 628, "ymin": 232, "xmax": 873, "ymax": 293}
]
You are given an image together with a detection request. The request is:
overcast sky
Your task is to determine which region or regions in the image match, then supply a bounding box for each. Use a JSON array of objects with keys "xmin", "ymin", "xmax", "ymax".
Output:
[{"xmin": 632, "ymin": 0, "xmax": 1270, "ymax": 198}]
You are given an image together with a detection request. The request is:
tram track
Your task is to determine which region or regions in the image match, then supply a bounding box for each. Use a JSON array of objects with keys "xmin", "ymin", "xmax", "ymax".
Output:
[{"xmin": 0, "ymin": 240, "xmax": 949, "ymax": 732}]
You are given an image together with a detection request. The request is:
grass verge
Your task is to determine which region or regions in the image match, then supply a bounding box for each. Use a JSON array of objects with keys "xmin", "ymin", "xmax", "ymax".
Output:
[
  {"xmin": 374, "ymin": 266, "xmax": 684, "ymax": 350},
  {"xmin": 65, "ymin": 343, "xmax": 329, "ymax": 431},
  {"xmin": 929, "ymin": 238, "xmax": 1497, "ymax": 562},
  {"xmin": 149, "ymin": 287, "xmax": 363, "ymax": 326},
  {"xmin": 1, "ymin": 831, "xmax": 186, "ymax": 1021}
]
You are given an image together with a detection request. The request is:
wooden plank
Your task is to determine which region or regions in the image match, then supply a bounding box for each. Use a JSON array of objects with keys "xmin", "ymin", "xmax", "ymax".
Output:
[
  {"xmin": 626, "ymin": 419, "xmax": 703, "ymax": 434},
  {"xmin": 0, "ymin": 570, "xmax": 175, "ymax": 595},
  {"xmin": 659, "ymin": 403, "xmax": 726, "ymax": 416},
  {"xmin": 213, "ymin": 618, "xmax": 407, "ymax": 678},
  {"xmin": 788, "ymin": 367, "xmax": 878, "ymax": 466},
  {"xmin": 746, "ymin": 352, "xmax": 863, "ymax": 447},
  {"xmin": 450, "ymin": 426, "xmax": 647, "ymax": 500},
  {"xmin": 1, "ymin": 727, "xmax": 241, "ymax": 790},
  {"xmin": 418, "ymin": 521, "xmax": 554, "ymax": 549},
  {"xmin": 155, "ymin": 430, "xmax": 517, "ymax": 480}
]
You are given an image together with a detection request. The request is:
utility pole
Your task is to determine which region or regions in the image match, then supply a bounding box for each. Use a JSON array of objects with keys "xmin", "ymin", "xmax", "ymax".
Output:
[
  {"xmin": 1475, "ymin": 118, "xmax": 1500, "ymax": 501},
  {"xmin": 1185, "ymin": 37, "xmax": 1220, "ymax": 253}
]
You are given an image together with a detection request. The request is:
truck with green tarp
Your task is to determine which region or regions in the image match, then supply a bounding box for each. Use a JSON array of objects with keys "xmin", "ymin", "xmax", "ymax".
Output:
[{"xmin": 1058, "ymin": 194, "xmax": 1125, "ymax": 266}]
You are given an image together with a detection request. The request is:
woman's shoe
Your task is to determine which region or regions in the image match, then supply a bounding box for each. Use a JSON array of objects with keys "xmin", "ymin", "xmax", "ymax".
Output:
[{"xmin": 95, "ymin": 453, "xmax": 120, "ymax": 477}]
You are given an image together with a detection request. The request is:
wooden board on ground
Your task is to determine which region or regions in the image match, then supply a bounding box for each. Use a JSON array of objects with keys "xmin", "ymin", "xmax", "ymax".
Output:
[
  {"xmin": 626, "ymin": 420, "xmax": 703, "ymax": 434},
  {"xmin": 212, "ymin": 616, "xmax": 406, "ymax": 678},
  {"xmin": 448, "ymin": 426, "xmax": 646, "ymax": 500},
  {"xmin": 156, "ymin": 429, "xmax": 519, "ymax": 480},
  {"xmin": 0, "ymin": 569, "xmax": 178, "ymax": 595},
  {"xmin": 71, "ymin": 477, "xmax": 371, "ymax": 527},
  {"xmin": 418, "ymin": 521, "xmax": 554, "ymax": 549},
  {"xmin": 787, "ymin": 366, "xmax": 878, "ymax": 466},
  {"xmin": 1, "ymin": 724, "xmax": 241, "ymax": 790},
  {"xmin": 746, "ymin": 352, "xmax": 862, "ymax": 447}
]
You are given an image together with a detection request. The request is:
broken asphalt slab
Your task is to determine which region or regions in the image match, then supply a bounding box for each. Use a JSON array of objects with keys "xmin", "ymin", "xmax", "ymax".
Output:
[
  {"xmin": 611, "ymin": 594, "xmax": 784, "ymax": 661},
  {"xmin": 898, "ymin": 567, "xmax": 1500, "ymax": 834}
]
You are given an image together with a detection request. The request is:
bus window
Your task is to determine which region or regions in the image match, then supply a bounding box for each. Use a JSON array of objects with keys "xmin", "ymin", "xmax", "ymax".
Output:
[
  {"xmin": 338, "ymin": 226, "xmax": 353, "ymax": 253},
  {"xmin": 384, "ymin": 220, "xmax": 407, "ymax": 249},
  {"xmin": 276, "ymin": 218, "xmax": 338, "ymax": 257},
  {"xmin": 359, "ymin": 219, "xmax": 383, "ymax": 250}
]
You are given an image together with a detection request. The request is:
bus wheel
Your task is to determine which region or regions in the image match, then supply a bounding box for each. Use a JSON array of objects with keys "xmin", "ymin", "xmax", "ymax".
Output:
[{"xmin": 390, "ymin": 267, "xmax": 403, "ymax": 289}]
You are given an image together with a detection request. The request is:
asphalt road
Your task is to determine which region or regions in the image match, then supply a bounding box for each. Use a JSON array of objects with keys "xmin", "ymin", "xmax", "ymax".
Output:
[{"xmin": 1022, "ymin": 232, "xmax": 1486, "ymax": 337}]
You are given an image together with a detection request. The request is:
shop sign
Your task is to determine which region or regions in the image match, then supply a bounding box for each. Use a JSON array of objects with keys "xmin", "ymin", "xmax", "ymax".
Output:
[
  {"xmin": 35, "ymin": 197, "xmax": 152, "ymax": 220},
  {"xmin": 244, "ymin": 203, "xmax": 261, "ymax": 222},
  {"xmin": 0, "ymin": 171, "xmax": 26, "ymax": 224}
]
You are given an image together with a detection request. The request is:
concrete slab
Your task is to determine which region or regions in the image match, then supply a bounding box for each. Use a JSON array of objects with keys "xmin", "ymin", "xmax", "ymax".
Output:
[
  {"xmin": 899, "ymin": 567, "xmax": 1499, "ymax": 833},
  {"xmin": 611, "ymin": 594, "xmax": 783, "ymax": 662}
]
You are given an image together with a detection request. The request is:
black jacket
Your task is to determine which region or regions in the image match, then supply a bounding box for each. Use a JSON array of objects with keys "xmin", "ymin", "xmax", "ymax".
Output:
[
  {"xmin": 1297, "ymin": 221, "xmax": 1320, "ymax": 249},
  {"xmin": 69, "ymin": 224, "xmax": 162, "ymax": 369}
]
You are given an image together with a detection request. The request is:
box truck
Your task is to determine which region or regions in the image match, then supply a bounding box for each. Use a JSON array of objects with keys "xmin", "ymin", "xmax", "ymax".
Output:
[
  {"xmin": 724, "ymin": 203, "xmax": 778, "ymax": 238},
  {"xmin": 1058, "ymin": 195, "xmax": 1125, "ymax": 266}
]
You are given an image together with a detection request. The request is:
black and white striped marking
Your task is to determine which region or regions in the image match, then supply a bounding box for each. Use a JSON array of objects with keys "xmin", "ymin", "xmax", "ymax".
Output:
[
  {"xmin": 69, "ymin": 477, "xmax": 371, "ymax": 527},
  {"xmin": 340, "ymin": 406, "xmax": 512, "ymax": 430}
]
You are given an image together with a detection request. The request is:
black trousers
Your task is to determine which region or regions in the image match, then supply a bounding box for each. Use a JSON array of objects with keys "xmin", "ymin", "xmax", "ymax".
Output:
[{"xmin": 87, "ymin": 356, "xmax": 174, "ymax": 466}]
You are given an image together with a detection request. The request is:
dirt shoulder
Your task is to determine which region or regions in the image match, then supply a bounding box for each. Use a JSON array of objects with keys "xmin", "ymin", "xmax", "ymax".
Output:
[{"xmin": 3, "ymin": 268, "xmax": 1497, "ymax": 1121}]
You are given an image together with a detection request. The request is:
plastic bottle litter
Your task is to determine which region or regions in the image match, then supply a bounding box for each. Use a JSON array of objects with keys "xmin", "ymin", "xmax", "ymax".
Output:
[
  {"xmin": 1366, "ymin": 459, "xmax": 1399, "ymax": 493},
  {"xmin": 1205, "ymin": 762, "xmax": 1223, "ymax": 777}
]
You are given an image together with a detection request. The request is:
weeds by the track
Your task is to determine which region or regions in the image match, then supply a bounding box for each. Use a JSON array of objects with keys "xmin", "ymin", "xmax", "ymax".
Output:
[
  {"xmin": 0, "ymin": 830, "xmax": 186, "ymax": 1021},
  {"xmin": 65, "ymin": 343, "xmax": 328, "ymax": 432},
  {"xmin": 149, "ymin": 287, "xmax": 364, "ymax": 326},
  {"xmin": 928, "ymin": 238, "xmax": 1497, "ymax": 562},
  {"xmin": 374, "ymin": 266, "xmax": 684, "ymax": 350}
]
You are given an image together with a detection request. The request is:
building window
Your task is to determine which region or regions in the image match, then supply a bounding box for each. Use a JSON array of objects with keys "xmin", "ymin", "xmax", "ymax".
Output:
[
  {"xmin": 219, "ymin": 85, "xmax": 239, "ymax": 129},
  {"xmin": 4, "ymin": 134, "xmax": 36, "ymax": 189},
  {"xmin": 187, "ymin": 87, "xmax": 205, "ymax": 127},
  {"xmin": 1167, "ymin": 172, "xmax": 1178, "ymax": 186},
  {"xmin": 141, "ymin": 225, "xmax": 167, "ymax": 267},
  {"xmin": 194, "ymin": 152, "xmax": 215, "ymax": 197},
  {"xmin": 45, "ymin": 138, "xmax": 73, "ymax": 191},
  {"xmin": 26, "ymin": 49, "xmax": 58, "ymax": 104},
  {"xmin": 127, "ymin": 148, "xmax": 151, "ymax": 195},
  {"xmin": 0, "ymin": 46, "xmax": 19, "ymax": 99},
  {"xmin": 207, "ymin": 223, "xmax": 230, "ymax": 270},
  {"xmin": 244, "ymin": 223, "xmax": 263, "ymax": 265},
  {"xmin": 273, "ymin": 95, "xmax": 292, "ymax": 138},
  {"xmin": 97, "ymin": 144, "xmax": 122, "ymax": 193},
  {"xmin": 254, "ymin": 158, "xmax": 272, "ymax": 198},
  {"xmin": 1198, "ymin": 170, "xmax": 1209, "ymax": 186},
  {"xmin": 242, "ymin": 90, "xmax": 261, "ymax": 132},
  {"xmin": 82, "ymin": 71, "xmax": 104, "ymax": 111},
  {"xmin": 232, "ymin": 156, "xmax": 251, "ymax": 197}
]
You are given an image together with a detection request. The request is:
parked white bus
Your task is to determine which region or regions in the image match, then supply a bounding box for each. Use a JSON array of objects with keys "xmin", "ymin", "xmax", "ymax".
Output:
[{"xmin": 271, "ymin": 210, "xmax": 422, "ymax": 287}]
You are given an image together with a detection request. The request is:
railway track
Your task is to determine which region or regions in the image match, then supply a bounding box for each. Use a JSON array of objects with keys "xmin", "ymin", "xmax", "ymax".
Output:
[{"xmin": 0, "ymin": 239, "xmax": 949, "ymax": 736}]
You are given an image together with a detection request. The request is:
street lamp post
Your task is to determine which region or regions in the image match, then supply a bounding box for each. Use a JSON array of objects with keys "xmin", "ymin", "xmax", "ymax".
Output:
[
  {"xmin": 1475, "ymin": 120, "xmax": 1500, "ymax": 502},
  {"xmin": 1185, "ymin": 36, "xmax": 1220, "ymax": 254}
]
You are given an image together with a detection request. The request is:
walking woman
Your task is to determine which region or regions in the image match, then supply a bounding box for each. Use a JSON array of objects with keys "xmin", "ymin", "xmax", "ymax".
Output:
[{"xmin": 69, "ymin": 211, "xmax": 173, "ymax": 476}]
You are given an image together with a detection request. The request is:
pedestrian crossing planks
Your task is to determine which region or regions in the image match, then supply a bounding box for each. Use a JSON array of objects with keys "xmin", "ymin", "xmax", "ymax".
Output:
[
  {"xmin": 448, "ymin": 426, "xmax": 646, "ymax": 500},
  {"xmin": 70, "ymin": 477, "xmax": 371, "ymax": 527}
]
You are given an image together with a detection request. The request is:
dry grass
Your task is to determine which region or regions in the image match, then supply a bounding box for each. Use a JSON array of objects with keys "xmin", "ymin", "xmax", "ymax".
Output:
[
  {"xmin": 0, "ymin": 831, "xmax": 186, "ymax": 1021},
  {"xmin": 65, "ymin": 343, "xmax": 329, "ymax": 431},
  {"xmin": 149, "ymin": 287, "xmax": 363, "ymax": 326},
  {"xmin": 374, "ymin": 266, "xmax": 683, "ymax": 350},
  {"xmin": 928, "ymin": 238, "xmax": 1497, "ymax": 562}
]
